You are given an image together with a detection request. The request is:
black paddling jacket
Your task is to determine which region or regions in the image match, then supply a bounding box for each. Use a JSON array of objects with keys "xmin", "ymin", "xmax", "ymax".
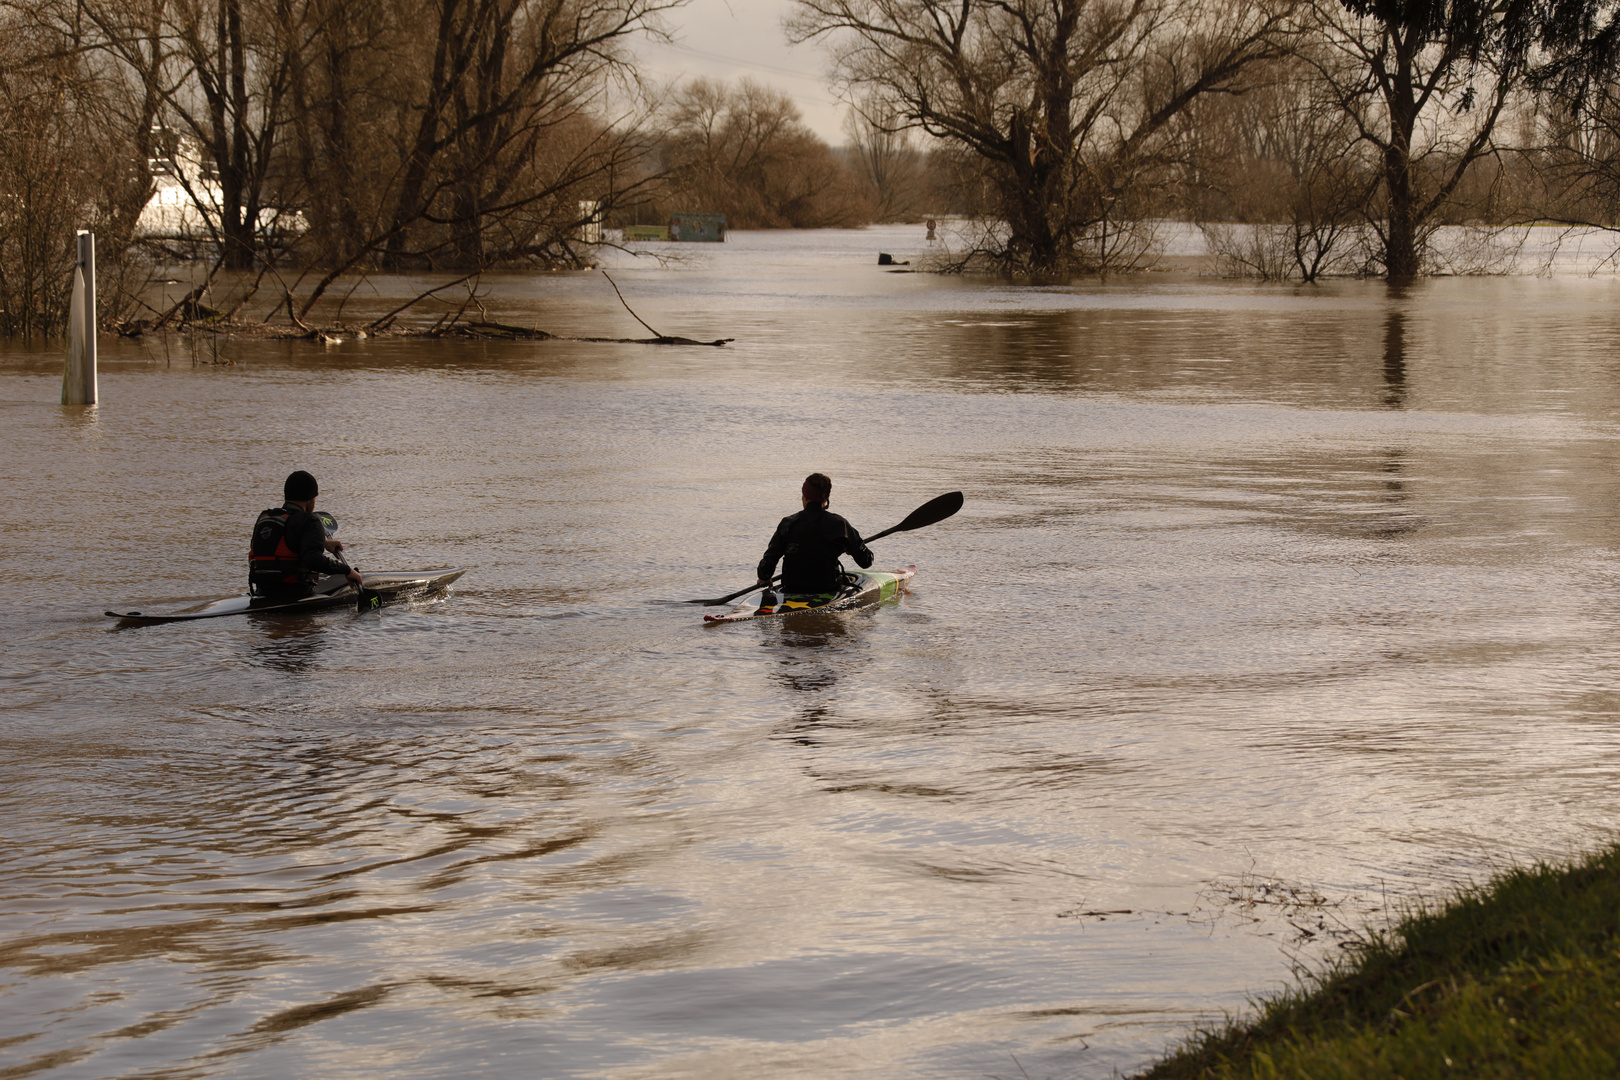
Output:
[
  {"xmin": 248, "ymin": 502, "xmax": 351, "ymax": 593},
  {"xmin": 757, "ymin": 506, "xmax": 874, "ymax": 595}
]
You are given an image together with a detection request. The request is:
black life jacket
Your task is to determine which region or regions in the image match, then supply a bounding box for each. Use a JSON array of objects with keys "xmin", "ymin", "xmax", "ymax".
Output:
[{"xmin": 249, "ymin": 507, "xmax": 303, "ymax": 584}]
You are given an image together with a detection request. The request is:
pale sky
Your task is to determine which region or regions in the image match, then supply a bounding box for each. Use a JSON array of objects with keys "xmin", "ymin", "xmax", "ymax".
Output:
[{"xmin": 633, "ymin": 0, "xmax": 851, "ymax": 143}]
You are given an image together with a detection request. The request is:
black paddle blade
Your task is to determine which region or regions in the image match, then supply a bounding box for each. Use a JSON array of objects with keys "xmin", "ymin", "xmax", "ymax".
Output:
[
  {"xmin": 895, "ymin": 490, "xmax": 963, "ymax": 531},
  {"xmin": 864, "ymin": 490, "xmax": 965, "ymax": 544},
  {"xmin": 358, "ymin": 587, "xmax": 382, "ymax": 614}
]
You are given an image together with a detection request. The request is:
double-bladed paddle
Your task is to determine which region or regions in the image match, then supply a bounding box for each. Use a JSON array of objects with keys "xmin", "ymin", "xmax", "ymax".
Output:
[{"xmin": 682, "ymin": 490, "xmax": 964, "ymax": 606}]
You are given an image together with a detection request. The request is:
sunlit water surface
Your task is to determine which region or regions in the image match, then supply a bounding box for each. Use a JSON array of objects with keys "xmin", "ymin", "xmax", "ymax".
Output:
[{"xmin": 7, "ymin": 227, "xmax": 1620, "ymax": 1079}]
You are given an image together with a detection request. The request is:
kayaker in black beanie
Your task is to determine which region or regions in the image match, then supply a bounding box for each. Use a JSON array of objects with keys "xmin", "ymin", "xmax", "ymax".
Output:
[
  {"xmin": 755, "ymin": 472, "xmax": 874, "ymax": 603},
  {"xmin": 248, "ymin": 470, "xmax": 363, "ymax": 597}
]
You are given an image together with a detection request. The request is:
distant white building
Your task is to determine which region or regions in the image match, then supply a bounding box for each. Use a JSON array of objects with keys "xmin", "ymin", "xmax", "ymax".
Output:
[
  {"xmin": 136, "ymin": 131, "xmax": 303, "ymax": 241},
  {"xmin": 577, "ymin": 200, "xmax": 603, "ymax": 244}
]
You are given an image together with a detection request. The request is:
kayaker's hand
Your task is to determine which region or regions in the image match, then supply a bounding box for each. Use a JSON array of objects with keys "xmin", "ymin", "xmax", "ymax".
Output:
[
  {"xmin": 347, "ymin": 568, "xmax": 363, "ymax": 588},
  {"xmin": 757, "ymin": 578, "xmax": 770, "ymax": 587},
  {"xmin": 325, "ymin": 538, "xmax": 344, "ymax": 554}
]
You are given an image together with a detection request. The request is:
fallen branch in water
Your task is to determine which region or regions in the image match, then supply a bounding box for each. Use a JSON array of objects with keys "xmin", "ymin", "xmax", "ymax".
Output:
[
  {"xmin": 602, "ymin": 269, "xmax": 661, "ymax": 337},
  {"xmin": 114, "ymin": 318, "xmax": 732, "ymax": 346},
  {"xmin": 430, "ymin": 322, "xmax": 731, "ymax": 346},
  {"xmin": 113, "ymin": 269, "xmax": 733, "ymax": 345},
  {"xmin": 366, "ymin": 272, "xmax": 484, "ymax": 332}
]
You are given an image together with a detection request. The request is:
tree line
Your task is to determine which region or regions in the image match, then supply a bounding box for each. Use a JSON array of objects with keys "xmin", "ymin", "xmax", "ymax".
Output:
[
  {"xmin": 791, "ymin": 0, "xmax": 1620, "ymax": 280},
  {"xmin": 6, "ymin": 0, "xmax": 1620, "ymax": 336},
  {"xmin": 0, "ymin": 0, "xmax": 679, "ymax": 336}
]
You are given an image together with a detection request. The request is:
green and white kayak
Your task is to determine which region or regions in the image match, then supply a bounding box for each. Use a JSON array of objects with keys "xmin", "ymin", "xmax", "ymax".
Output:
[{"xmin": 703, "ymin": 565, "xmax": 916, "ymax": 623}]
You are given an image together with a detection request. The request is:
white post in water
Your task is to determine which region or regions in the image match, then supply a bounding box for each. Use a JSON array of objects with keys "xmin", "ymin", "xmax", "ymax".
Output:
[{"xmin": 61, "ymin": 230, "xmax": 98, "ymax": 406}]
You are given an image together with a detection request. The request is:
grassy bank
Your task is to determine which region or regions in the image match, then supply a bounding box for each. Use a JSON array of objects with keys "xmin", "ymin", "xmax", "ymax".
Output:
[{"xmin": 1140, "ymin": 845, "xmax": 1620, "ymax": 1079}]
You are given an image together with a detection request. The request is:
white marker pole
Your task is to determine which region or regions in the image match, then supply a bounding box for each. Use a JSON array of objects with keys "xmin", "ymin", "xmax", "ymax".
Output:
[{"xmin": 62, "ymin": 230, "xmax": 98, "ymax": 406}]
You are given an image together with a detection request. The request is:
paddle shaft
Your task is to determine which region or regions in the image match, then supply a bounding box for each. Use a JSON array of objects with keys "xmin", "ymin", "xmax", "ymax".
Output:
[{"xmin": 862, "ymin": 521, "xmax": 910, "ymax": 545}]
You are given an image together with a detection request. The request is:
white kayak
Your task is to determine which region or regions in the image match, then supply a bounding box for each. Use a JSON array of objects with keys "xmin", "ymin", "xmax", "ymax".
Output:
[{"xmin": 106, "ymin": 568, "xmax": 466, "ymax": 625}]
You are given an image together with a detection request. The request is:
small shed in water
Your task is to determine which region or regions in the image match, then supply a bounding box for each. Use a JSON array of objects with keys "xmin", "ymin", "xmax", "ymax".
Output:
[{"xmin": 670, "ymin": 213, "xmax": 724, "ymax": 242}]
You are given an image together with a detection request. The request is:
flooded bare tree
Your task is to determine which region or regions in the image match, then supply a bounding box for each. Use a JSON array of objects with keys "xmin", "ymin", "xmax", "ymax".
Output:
[
  {"xmin": 8, "ymin": 0, "xmax": 673, "ymax": 282},
  {"xmin": 282, "ymin": 0, "xmax": 393, "ymax": 270},
  {"xmin": 265, "ymin": 0, "xmax": 677, "ymax": 324},
  {"xmin": 1301, "ymin": 0, "xmax": 1524, "ymax": 280},
  {"xmin": 359, "ymin": 0, "xmax": 677, "ymax": 272},
  {"xmin": 843, "ymin": 98, "xmax": 930, "ymax": 222},
  {"xmin": 790, "ymin": 0, "xmax": 1300, "ymax": 276},
  {"xmin": 31, "ymin": 0, "xmax": 315, "ymax": 271},
  {"xmin": 1181, "ymin": 52, "xmax": 1374, "ymax": 280},
  {"xmin": 1297, "ymin": 0, "xmax": 1620, "ymax": 280},
  {"xmin": 1512, "ymin": 2, "xmax": 1620, "ymax": 246},
  {"xmin": 658, "ymin": 77, "xmax": 872, "ymax": 228},
  {"xmin": 0, "ymin": 10, "xmax": 147, "ymax": 336},
  {"xmin": 1536, "ymin": 83, "xmax": 1620, "ymax": 227}
]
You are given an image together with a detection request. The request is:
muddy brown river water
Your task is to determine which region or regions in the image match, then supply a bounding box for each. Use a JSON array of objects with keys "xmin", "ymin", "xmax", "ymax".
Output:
[{"xmin": 6, "ymin": 227, "xmax": 1620, "ymax": 1078}]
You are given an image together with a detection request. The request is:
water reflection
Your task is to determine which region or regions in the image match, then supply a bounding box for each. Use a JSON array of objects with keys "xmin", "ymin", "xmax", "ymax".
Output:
[
  {"xmin": 56, "ymin": 403, "xmax": 101, "ymax": 440},
  {"xmin": 765, "ymin": 614, "xmax": 859, "ymax": 739},
  {"xmin": 1382, "ymin": 308, "xmax": 1407, "ymax": 409},
  {"xmin": 246, "ymin": 618, "xmax": 331, "ymax": 674},
  {"xmin": 764, "ymin": 611, "xmax": 858, "ymax": 654},
  {"xmin": 11, "ymin": 232, "xmax": 1620, "ymax": 1080},
  {"xmin": 1365, "ymin": 448, "xmax": 1417, "ymax": 539}
]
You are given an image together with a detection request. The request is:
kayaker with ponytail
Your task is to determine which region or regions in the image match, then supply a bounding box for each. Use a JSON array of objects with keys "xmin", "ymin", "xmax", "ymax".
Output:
[
  {"xmin": 249, "ymin": 470, "xmax": 363, "ymax": 598},
  {"xmin": 755, "ymin": 473, "xmax": 874, "ymax": 607}
]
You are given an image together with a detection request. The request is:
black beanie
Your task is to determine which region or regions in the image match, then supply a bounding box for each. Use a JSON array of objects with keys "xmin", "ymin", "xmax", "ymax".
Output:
[{"xmin": 284, "ymin": 470, "xmax": 319, "ymax": 501}]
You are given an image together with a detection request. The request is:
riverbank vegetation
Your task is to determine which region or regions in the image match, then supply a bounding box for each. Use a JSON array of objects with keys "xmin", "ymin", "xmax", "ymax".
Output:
[
  {"xmin": 1138, "ymin": 844, "xmax": 1620, "ymax": 1079},
  {"xmin": 10, "ymin": 0, "xmax": 1620, "ymax": 337}
]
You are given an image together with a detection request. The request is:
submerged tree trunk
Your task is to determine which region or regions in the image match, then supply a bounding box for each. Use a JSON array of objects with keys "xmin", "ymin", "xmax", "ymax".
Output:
[
  {"xmin": 1381, "ymin": 41, "xmax": 1421, "ymax": 282},
  {"xmin": 1314, "ymin": 1, "xmax": 1529, "ymax": 282}
]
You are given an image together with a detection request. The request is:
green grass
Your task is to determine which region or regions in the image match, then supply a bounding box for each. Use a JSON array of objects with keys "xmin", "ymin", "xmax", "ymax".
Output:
[{"xmin": 1139, "ymin": 845, "xmax": 1620, "ymax": 1079}]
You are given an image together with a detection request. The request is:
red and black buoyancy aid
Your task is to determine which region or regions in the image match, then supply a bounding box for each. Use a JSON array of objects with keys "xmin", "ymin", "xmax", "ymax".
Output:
[{"xmin": 249, "ymin": 507, "xmax": 304, "ymax": 586}]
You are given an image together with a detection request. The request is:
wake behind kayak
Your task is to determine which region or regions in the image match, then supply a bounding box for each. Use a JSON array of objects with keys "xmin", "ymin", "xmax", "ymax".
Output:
[{"xmin": 106, "ymin": 568, "xmax": 466, "ymax": 626}]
